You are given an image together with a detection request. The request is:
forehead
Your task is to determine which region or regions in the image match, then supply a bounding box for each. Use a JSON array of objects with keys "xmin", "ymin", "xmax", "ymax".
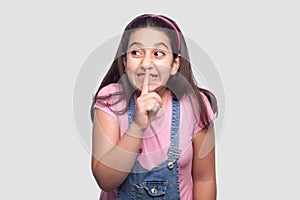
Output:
[{"xmin": 128, "ymin": 28, "xmax": 171, "ymax": 48}]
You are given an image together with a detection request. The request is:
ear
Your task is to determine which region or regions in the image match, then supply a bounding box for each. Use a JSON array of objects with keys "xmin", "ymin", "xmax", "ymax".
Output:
[{"xmin": 171, "ymin": 55, "xmax": 180, "ymax": 75}]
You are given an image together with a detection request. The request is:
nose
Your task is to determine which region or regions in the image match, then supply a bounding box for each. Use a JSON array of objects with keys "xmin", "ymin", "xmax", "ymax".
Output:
[{"xmin": 141, "ymin": 54, "xmax": 153, "ymax": 70}]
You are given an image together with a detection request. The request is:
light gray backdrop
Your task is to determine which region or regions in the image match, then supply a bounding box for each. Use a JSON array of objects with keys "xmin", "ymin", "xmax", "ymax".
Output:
[{"xmin": 0, "ymin": 0, "xmax": 299, "ymax": 199}]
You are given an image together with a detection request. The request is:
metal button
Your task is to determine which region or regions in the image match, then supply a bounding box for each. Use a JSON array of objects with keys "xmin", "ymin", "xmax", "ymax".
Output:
[
  {"xmin": 167, "ymin": 161, "xmax": 174, "ymax": 169},
  {"xmin": 151, "ymin": 187, "xmax": 158, "ymax": 194}
]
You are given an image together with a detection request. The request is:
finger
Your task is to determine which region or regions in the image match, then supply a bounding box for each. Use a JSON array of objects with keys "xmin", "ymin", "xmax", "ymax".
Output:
[
  {"xmin": 141, "ymin": 70, "xmax": 149, "ymax": 95},
  {"xmin": 140, "ymin": 92, "xmax": 163, "ymax": 108},
  {"xmin": 146, "ymin": 102, "xmax": 158, "ymax": 111},
  {"xmin": 148, "ymin": 93, "xmax": 163, "ymax": 108},
  {"xmin": 151, "ymin": 103, "xmax": 160, "ymax": 113}
]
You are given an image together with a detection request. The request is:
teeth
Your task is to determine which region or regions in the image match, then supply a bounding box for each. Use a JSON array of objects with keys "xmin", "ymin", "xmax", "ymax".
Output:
[
  {"xmin": 136, "ymin": 73, "xmax": 158, "ymax": 81},
  {"xmin": 136, "ymin": 74, "xmax": 144, "ymax": 82},
  {"xmin": 150, "ymin": 74, "xmax": 158, "ymax": 80}
]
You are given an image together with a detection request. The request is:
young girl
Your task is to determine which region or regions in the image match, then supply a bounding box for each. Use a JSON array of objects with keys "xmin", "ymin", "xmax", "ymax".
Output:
[{"xmin": 91, "ymin": 14, "xmax": 218, "ymax": 200}]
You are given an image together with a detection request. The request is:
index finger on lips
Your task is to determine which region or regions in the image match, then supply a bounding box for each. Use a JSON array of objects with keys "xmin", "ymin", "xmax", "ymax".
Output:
[{"xmin": 141, "ymin": 70, "xmax": 149, "ymax": 95}]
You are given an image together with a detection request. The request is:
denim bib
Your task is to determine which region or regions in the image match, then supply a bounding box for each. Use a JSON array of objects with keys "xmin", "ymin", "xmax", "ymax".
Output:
[{"xmin": 116, "ymin": 95, "xmax": 181, "ymax": 200}]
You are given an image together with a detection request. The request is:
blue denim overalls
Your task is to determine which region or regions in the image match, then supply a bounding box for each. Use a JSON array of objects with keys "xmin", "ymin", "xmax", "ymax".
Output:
[{"xmin": 116, "ymin": 95, "xmax": 181, "ymax": 200}]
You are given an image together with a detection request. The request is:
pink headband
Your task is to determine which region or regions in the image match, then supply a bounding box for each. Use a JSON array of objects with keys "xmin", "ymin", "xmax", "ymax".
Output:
[{"xmin": 146, "ymin": 14, "xmax": 181, "ymax": 51}]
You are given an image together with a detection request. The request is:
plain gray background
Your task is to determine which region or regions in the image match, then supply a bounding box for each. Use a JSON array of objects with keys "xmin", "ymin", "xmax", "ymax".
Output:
[{"xmin": 1, "ymin": 0, "xmax": 299, "ymax": 199}]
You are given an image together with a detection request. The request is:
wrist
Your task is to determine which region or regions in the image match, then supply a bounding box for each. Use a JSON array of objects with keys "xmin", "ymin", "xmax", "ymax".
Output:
[{"xmin": 126, "ymin": 121, "xmax": 145, "ymax": 138}]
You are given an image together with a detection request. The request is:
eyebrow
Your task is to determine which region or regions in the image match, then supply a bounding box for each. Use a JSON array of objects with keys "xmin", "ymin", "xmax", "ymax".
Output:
[{"xmin": 128, "ymin": 42, "xmax": 169, "ymax": 50}]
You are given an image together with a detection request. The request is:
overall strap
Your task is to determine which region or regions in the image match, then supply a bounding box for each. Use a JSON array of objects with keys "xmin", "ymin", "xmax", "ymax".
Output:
[
  {"xmin": 128, "ymin": 95, "xmax": 136, "ymax": 125},
  {"xmin": 168, "ymin": 98, "xmax": 181, "ymax": 164}
]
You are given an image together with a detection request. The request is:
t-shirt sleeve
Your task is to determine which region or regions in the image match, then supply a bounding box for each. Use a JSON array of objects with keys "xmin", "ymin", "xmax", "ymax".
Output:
[
  {"xmin": 93, "ymin": 84, "xmax": 119, "ymax": 120},
  {"xmin": 193, "ymin": 92, "xmax": 215, "ymax": 134}
]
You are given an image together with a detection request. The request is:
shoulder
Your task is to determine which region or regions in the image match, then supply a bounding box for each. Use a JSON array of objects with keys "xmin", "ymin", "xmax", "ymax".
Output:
[
  {"xmin": 179, "ymin": 90, "xmax": 212, "ymax": 107},
  {"xmin": 179, "ymin": 90, "xmax": 209, "ymax": 107},
  {"xmin": 97, "ymin": 83, "xmax": 122, "ymax": 96},
  {"xmin": 93, "ymin": 83, "xmax": 126, "ymax": 118},
  {"xmin": 199, "ymin": 91, "xmax": 212, "ymax": 109},
  {"xmin": 179, "ymin": 90, "xmax": 215, "ymax": 129}
]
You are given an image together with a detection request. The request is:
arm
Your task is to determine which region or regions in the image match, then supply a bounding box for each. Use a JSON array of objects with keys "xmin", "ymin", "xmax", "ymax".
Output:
[
  {"xmin": 91, "ymin": 109, "xmax": 143, "ymax": 192},
  {"xmin": 192, "ymin": 124, "xmax": 217, "ymax": 200},
  {"xmin": 92, "ymin": 71, "xmax": 162, "ymax": 192}
]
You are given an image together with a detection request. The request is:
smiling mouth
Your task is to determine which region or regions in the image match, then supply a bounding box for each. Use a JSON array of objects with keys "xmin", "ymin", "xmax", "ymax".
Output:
[{"xmin": 136, "ymin": 73, "xmax": 159, "ymax": 82}]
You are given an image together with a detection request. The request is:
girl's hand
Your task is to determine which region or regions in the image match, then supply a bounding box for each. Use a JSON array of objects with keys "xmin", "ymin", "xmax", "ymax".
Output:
[{"xmin": 134, "ymin": 70, "xmax": 162, "ymax": 128}]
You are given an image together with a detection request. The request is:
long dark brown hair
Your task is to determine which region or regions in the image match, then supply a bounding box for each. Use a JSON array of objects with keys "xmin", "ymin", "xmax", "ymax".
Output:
[{"xmin": 91, "ymin": 14, "xmax": 218, "ymax": 129}]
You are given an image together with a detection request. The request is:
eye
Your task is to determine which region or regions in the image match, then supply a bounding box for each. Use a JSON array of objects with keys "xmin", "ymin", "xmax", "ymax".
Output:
[
  {"xmin": 130, "ymin": 50, "xmax": 142, "ymax": 57},
  {"xmin": 154, "ymin": 51, "xmax": 165, "ymax": 57}
]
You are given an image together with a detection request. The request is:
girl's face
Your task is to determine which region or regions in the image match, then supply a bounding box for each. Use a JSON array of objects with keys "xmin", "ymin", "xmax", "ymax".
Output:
[{"xmin": 124, "ymin": 28, "xmax": 180, "ymax": 94}]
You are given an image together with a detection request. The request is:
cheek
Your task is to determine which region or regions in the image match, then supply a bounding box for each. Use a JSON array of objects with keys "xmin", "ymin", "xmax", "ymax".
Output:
[
  {"xmin": 158, "ymin": 63, "xmax": 173, "ymax": 74},
  {"xmin": 154, "ymin": 58, "xmax": 174, "ymax": 70},
  {"xmin": 125, "ymin": 59, "xmax": 139, "ymax": 71}
]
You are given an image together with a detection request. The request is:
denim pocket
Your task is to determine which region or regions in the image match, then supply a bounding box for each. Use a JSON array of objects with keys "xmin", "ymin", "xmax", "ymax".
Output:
[{"xmin": 142, "ymin": 181, "xmax": 168, "ymax": 197}]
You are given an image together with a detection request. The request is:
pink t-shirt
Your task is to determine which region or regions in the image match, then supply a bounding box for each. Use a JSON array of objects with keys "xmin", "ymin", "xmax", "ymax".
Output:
[{"xmin": 94, "ymin": 83, "xmax": 214, "ymax": 200}]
